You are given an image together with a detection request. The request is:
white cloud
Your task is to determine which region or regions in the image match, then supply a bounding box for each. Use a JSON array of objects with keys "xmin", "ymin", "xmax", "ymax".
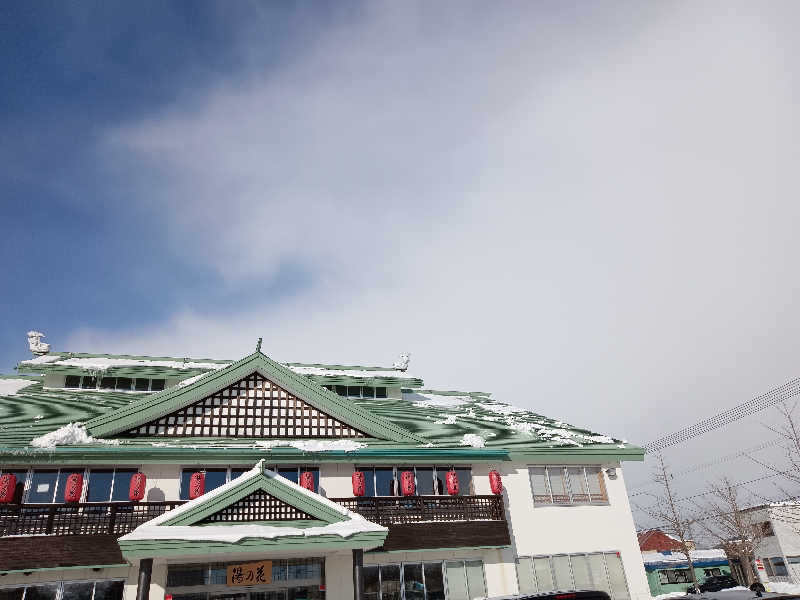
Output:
[{"xmin": 67, "ymin": 1, "xmax": 800, "ymax": 507}]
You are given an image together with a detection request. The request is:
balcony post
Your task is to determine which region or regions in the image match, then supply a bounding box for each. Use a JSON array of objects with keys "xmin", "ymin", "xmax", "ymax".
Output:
[
  {"xmin": 352, "ymin": 549, "xmax": 364, "ymax": 600},
  {"xmin": 136, "ymin": 558, "xmax": 153, "ymax": 600}
]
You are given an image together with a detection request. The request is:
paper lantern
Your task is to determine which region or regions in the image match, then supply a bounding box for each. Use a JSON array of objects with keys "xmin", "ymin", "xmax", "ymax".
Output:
[
  {"xmin": 129, "ymin": 472, "xmax": 147, "ymax": 501},
  {"xmin": 352, "ymin": 471, "xmax": 365, "ymax": 497},
  {"xmin": 0, "ymin": 474, "xmax": 16, "ymax": 503},
  {"xmin": 400, "ymin": 470, "xmax": 415, "ymax": 496},
  {"xmin": 489, "ymin": 469, "xmax": 503, "ymax": 495},
  {"xmin": 189, "ymin": 472, "xmax": 205, "ymax": 499},
  {"xmin": 446, "ymin": 470, "xmax": 459, "ymax": 496},
  {"xmin": 64, "ymin": 473, "xmax": 83, "ymax": 503},
  {"xmin": 300, "ymin": 471, "xmax": 315, "ymax": 492}
]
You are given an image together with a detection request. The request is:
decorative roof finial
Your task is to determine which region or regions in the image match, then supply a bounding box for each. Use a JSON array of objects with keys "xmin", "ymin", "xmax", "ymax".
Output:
[
  {"xmin": 256, "ymin": 337, "xmax": 263, "ymax": 353},
  {"xmin": 27, "ymin": 331, "xmax": 50, "ymax": 356},
  {"xmin": 392, "ymin": 352, "xmax": 410, "ymax": 371}
]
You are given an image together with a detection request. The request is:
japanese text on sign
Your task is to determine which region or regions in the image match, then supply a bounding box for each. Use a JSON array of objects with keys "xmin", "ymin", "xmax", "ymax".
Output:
[{"xmin": 227, "ymin": 561, "xmax": 272, "ymax": 586}]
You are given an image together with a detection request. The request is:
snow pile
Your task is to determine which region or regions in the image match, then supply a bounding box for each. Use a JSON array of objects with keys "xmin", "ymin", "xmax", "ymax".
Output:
[
  {"xmin": 30, "ymin": 423, "xmax": 119, "ymax": 448},
  {"xmin": 766, "ymin": 582, "xmax": 800, "ymax": 594},
  {"xmin": 120, "ymin": 461, "xmax": 386, "ymax": 544},
  {"xmin": 651, "ymin": 593, "xmax": 687, "ymax": 600},
  {"xmin": 411, "ymin": 393, "xmax": 470, "ymax": 408},
  {"xmin": 461, "ymin": 433, "xmax": 486, "ymax": 448},
  {"xmin": 434, "ymin": 415, "xmax": 458, "ymax": 425},
  {"xmin": 254, "ymin": 439, "xmax": 367, "ymax": 452},
  {"xmin": 0, "ymin": 379, "xmax": 38, "ymax": 396},
  {"xmin": 177, "ymin": 372, "xmax": 216, "ymax": 387}
]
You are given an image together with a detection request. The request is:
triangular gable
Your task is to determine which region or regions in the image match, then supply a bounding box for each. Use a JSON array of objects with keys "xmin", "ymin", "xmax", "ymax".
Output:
[
  {"xmin": 120, "ymin": 371, "xmax": 367, "ymax": 439},
  {"xmin": 198, "ymin": 489, "xmax": 316, "ymax": 523},
  {"xmin": 86, "ymin": 351, "xmax": 424, "ymax": 443},
  {"xmin": 118, "ymin": 461, "xmax": 388, "ymax": 558}
]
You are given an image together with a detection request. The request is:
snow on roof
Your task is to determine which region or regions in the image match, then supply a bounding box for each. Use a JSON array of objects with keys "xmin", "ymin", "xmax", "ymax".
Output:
[
  {"xmin": 0, "ymin": 378, "xmax": 38, "ymax": 396},
  {"xmin": 642, "ymin": 549, "xmax": 727, "ymax": 565},
  {"xmin": 30, "ymin": 423, "xmax": 120, "ymax": 448},
  {"xmin": 285, "ymin": 364, "xmax": 416, "ymax": 380},
  {"xmin": 20, "ymin": 353, "xmax": 418, "ymax": 381},
  {"xmin": 120, "ymin": 461, "xmax": 386, "ymax": 543},
  {"xmin": 21, "ymin": 356, "xmax": 229, "ymax": 372}
]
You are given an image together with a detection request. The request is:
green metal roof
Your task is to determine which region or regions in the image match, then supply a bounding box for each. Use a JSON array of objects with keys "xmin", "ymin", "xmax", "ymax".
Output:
[{"xmin": 0, "ymin": 350, "xmax": 644, "ymax": 464}]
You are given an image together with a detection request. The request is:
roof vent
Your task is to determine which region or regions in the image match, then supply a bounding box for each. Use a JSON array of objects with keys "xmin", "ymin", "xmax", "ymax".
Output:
[
  {"xmin": 393, "ymin": 352, "xmax": 410, "ymax": 371},
  {"xmin": 27, "ymin": 331, "xmax": 50, "ymax": 356}
]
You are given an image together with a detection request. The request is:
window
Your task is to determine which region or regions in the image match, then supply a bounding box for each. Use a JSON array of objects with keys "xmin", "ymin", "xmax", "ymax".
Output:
[
  {"xmin": 63, "ymin": 375, "xmax": 165, "ymax": 392},
  {"xmin": 27, "ymin": 470, "xmax": 71, "ymax": 503},
  {"xmin": 86, "ymin": 469, "xmax": 137, "ymax": 502},
  {"xmin": 787, "ymin": 556, "xmax": 800, "ymax": 565},
  {"xmin": 0, "ymin": 581, "xmax": 124, "ymax": 600},
  {"xmin": 179, "ymin": 467, "xmax": 319, "ymax": 500},
  {"xmin": 770, "ymin": 557, "xmax": 788, "ymax": 577},
  {"xmin": 659, "ymin": 569, "xmax": 691, "ymax": 584},
  {"xmin": 528, "ymin": 466, "xmax": 608, "ymax": 505},
  {"xmin": 358, "ymin": 466, "xmax": 473, "ymax": 497},
  {"xmin": 361, "ymin": 562, "xmax": 467, "ymax": 600},
  {"xmin": 704, "ymin": 569, "xmax": 722, "ymax": 577},
  {"xmin": 324, "ymin": 385, "xmax": 387, "ymax": 399},
  {"xmin": 168, "ymin": 560, "xmax": 323, "ymax": 589},
  {"xmin": 764, "ymin": 558, "xmax": 774, "ymax": 577},
  {"xmin": 516, "ymin": 552, "xmax": 629, "ymax": 600}
]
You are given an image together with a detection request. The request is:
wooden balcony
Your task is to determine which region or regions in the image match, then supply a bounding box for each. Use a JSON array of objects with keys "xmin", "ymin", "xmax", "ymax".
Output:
[
  {"xmin": 0, "ymin": 501, "xmax": 186, "ymax": 537},
  {"xmin": 331, "ymin": 494, "xmax": 506, "ymax": 526},
  {"xmin": 0, "ymin": 496, "xmax": 510, "ymax": 552},
  {"xmin": 331, "ymin": 495, "xmax": 510, "ymax": 550}
]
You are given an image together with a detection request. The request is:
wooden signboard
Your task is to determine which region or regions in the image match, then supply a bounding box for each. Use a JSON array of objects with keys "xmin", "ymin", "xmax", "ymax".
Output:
[{"xmin": 227, "ymin": 560, "xmax": 272, "ymax": 586}]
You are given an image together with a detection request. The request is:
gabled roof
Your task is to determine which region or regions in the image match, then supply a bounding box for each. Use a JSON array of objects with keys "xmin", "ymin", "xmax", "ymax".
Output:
[
  {"xmin": 118, "ymin": 461, "xmax": 387, "ymax": 557},
  {"xmin": 84, "ymin": 351, "xmax": 426, "ymax": 444}
]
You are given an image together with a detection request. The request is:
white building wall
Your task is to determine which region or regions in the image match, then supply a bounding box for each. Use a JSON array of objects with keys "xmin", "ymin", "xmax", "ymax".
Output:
[{"xmin": 501, "ymin": 461, "xmax": 650, "ymax": 600}]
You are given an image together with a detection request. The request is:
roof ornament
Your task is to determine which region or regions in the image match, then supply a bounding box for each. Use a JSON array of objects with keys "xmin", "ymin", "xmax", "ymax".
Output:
[
  {"xmin": 256, "ymin": 337, "xmax": 263, "ymax": 353},
  {"xmin": 392, "ymin": 352, "xmax": 410, "ymax": 371},
  {"xmin": 27, "ymin": 331, "xmax": 50, "ymax": 356}
]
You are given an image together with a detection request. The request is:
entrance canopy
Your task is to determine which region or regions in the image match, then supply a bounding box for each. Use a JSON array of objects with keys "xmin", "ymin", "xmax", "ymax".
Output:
[{"xmin": 119, "ymin": 461, "xmax": 387, "ymax": 559}]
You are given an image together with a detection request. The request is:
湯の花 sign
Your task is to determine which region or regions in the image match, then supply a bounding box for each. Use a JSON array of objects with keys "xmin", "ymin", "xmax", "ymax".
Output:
[{"xmin": 227, "ymin": 560, "xmax": 272, "ymax": 586}]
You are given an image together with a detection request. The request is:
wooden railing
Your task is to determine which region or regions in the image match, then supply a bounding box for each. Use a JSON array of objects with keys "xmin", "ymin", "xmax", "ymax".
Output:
[
  {"xmin": 330, "ymin": 494, "xmax": 505, "ymax": 526},
  {"xmin": 0, "ymin": 501, "xmax": 186, "ymax": 537},
  {"xmin": 0, "ymin": 496, "xmax": 505, "ymax": 537}
]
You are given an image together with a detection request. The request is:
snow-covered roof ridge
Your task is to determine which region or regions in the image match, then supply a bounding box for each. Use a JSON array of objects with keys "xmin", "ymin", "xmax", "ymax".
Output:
[
  {"xmin": 120, "ymin": 461, "xmax": 386, "ymax": 543},
  {"xmin": 19, "ymin": 352, "xmax": 420, "ymax": 381}
]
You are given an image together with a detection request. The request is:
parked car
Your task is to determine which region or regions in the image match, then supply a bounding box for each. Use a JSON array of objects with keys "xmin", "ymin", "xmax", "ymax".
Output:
[{"xmin": 686, "ymin": 575, "xmax": 739, "ymax": 593}]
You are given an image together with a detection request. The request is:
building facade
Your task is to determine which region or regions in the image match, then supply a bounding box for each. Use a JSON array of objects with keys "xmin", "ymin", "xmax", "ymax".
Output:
[
  {"xmin": 0, "ymin": 340, "xmax": 649, "ymax": 600},
  {"xmin": 747, "ymin": 504, "xmax": 800, "ymax": 585},
  {"xmin": 640, "ymin": 550, "xmax": 731, "ymax": 596}
]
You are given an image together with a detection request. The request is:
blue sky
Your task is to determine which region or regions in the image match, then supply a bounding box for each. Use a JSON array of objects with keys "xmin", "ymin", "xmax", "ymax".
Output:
[
  {"xmin": 3, "ymin": 1, "xmax": 800, "ymax": 519},
  {"xmin": 1, "ymin": 1, "xmax": 323, "ymax": 369}
]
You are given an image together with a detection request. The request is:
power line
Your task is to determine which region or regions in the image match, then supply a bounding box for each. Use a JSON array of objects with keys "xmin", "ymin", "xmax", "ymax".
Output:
[
  {"xmin": 644, "ymin": 377, "xmax": 800, "ymax": 454},
  {"xmin": 628, "ymin": 438, "xmax": 785, "ymax": 496}
]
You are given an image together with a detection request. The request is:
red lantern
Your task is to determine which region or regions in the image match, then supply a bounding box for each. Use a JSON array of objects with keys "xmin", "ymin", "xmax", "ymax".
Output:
[
  {"xmin": 352, "ymin": 471, "xmax": 365, "ymax": 497},
  {"xmin": 400, "ymin": 470, "xmax": 415, "ymax": 496},
  {"xmin": 189, "ymin": 472, "xmax": 205, "ymax": 499},
  {"xmin": 300, "ymin": 471, "xmax": 315, "ymax": 492},
  {"xmin": 129, "ymin": 472, "xmax": 147, "ymax": 502},
  {"xmin": 64, "ymin": 473, "xmax": 83, "ymax": 503},
  {"xmin": 446, "ymin": 470, "xmax": 459, "ymax": 496},
  {"xmin": 489, "ymin": 469, "xmax": 503, "ymax": 495},
  {"xmin": 0, "ymin": 474, "xmax": 16, "ymax": 504}
]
